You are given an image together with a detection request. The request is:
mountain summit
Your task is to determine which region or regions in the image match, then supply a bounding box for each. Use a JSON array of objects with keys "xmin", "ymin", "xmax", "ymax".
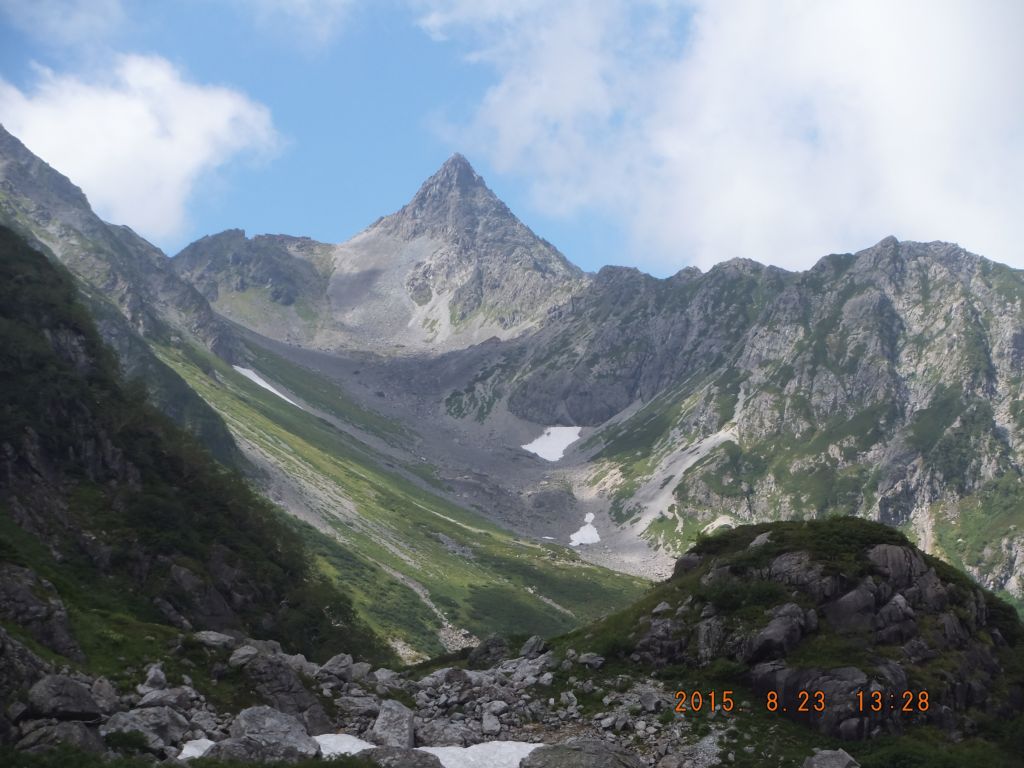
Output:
[
  {"xmin": 380, "ymin": 153, "xmax": 509, "ymax": 240},
  {"xmin": 174, "ymin": 154, "xmax": 587, "ymax": 352}
]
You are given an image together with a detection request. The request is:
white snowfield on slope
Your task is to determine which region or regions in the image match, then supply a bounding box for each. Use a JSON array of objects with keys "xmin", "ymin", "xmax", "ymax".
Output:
[
  {"xmin": 232, "ymin": 365, "xmax": 301, "ymax": 408},
  {"xmin": 521, "ymin": 426, "xmax": 581, "ymax": 461}
]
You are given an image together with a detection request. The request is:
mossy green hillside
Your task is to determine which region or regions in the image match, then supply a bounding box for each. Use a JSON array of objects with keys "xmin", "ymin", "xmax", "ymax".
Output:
[
  {"xmin": 0, "ymin": 226, "xmax": 395, "ymax": 689},
  {"xmin": 155, "ymin": 338, "xmax": 646, "ymax": 657},
  {"xmin": 541, "ymin": 518, "xmax": 1024, "ymax": 767}
]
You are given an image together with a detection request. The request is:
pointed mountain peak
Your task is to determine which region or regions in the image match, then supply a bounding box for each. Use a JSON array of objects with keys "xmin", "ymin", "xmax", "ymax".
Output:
[
  {"xmin": 438, "ymin": 152, "xmax": 476, "ymax": 177},
  {"xmin": 377, "ymin": 153, "xmax": 512, "ymax": 241},
  {"xmin": 414, "ymin": 152, "xmax": 490, "ymax": 202}
]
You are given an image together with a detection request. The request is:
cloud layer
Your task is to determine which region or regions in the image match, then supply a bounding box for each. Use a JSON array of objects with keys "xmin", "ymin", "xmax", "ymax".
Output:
[
  {"xmin": 0, "ymin": 55, "xmax": 278, "ymax": 241},
  {"xmin": 423, "ymin": 1, "xmax": 1024, "ymax": 272}
]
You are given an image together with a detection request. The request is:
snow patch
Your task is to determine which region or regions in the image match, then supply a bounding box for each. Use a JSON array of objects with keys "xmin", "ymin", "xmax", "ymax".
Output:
[
  {"xmin": 232, "ymin": 366, "xmax": 300, "ymax": 408},
  {"xmin": 702, "ymin": 514, "xmax": 737, "ymax": 534},
  {"xmin": 314, "ymin": 734, "xmax": 539, "ymax": 767},
  {"xmin": 521, "ymin": 426, "xmax": 581, "ymax": 461},
  {"xmin": 179, "ymin": 739, "xmax": 214, "ymax": 761},
  {"xmin": 570, "ymin": 511, "xmax": 601, "ymax": 546},
  {"xmin": 421, "ymin": 741, "xmax": 541, "ymax": 768},
  {"xmin": 315, "ymin": 734, "xmax": 375, "ymax": 757}
]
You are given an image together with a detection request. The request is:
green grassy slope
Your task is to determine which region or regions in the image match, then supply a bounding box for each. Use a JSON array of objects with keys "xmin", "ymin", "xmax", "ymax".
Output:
[
  {"xmin": 546, "ymin": 518, "xmax": 1024, "ymax": 767},
  {"xmin": 154, "ymin": 341, "xmax": 647, "ymax": 658},
  {"xmin": 0, "ymin": 226, "xmax": 394, "ymax": 681}
]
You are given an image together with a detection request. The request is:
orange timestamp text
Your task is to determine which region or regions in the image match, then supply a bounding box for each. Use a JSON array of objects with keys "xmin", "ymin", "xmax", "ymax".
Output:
[
  {"xmin": 673, "ymin": 689, "xmax": 736, "ymax": 713},
  {"xmin": 674, "ymin": 689, "xmax": 931, "ymax": 715}
]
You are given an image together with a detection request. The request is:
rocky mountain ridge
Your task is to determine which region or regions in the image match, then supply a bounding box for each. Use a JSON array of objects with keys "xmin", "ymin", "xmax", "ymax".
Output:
[
  {"xmin": 0, "ymin": 124, "xmax": 242, "ymax": 466},
  {"xmin": 0, "ymin": 226, "xmax": 391, "ymax": 723},
  {"xmin": 4, "ymin": 518, "xmax": 1021, "ymax": 766},
  {"xmin": 173, "ymin": 154, "xmax": 587, "ymax": 353}
]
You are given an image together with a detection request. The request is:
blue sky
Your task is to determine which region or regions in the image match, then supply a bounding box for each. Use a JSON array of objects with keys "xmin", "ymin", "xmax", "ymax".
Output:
[{"xmin": 1, "ymin": 2, "xmax": 1022, "ymax": 275}]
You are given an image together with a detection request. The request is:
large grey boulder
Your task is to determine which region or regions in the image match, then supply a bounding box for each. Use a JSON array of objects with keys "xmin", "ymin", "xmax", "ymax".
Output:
[
  {"xmin": 16, "ymin": 720, "xmax": 104, "ymax": 753},
  {"xmin": 336, "ymin": 694, "xmax": 381, "ymax": 717},
  {"xmin": 415, "ymin": 718, "xmax": 478, "ymax": 747},
  {"xmin": 520, "ymin": 635, "xmax": 548, "ymax": 658},
  {"xmin": 577, "ymin": 652, "xmax": 605, "ymax": 669},
  {"xmin": 100, "ymin": 706, "xmax": 190, "ymax": 752},
  {"xmin": 0, "ymin": 565, "xmax": 83, "ymax": 660},
  {"xmin": 27, "ymin": 675, "xmax": 101, "ymax": 721},
  {"xmin": 803, "ymin": 749, "xmax": 860, "ymax": 768},
  {"xmin": 138, "ymin": 686, "xmax": 197, "ymax": 711},
  {"xmin": 481, "ymin": 711, "xmax": 501, "ymax": 735},
  {"xmin": 520, "ymin": 739, "xmax": 645, "ymax": 768},
  {"xmin": 362, "ymin": 745, "xmax": 444, "ymax": 767},
  {"xmin": 317, "ymin": 652, "xmax": 354, "ymax": 681},
  {"xmin": 90, "ymin": 678, "xmax": 121, "ymax": 714},
  {"xmin": 370, "ymin": 699, "xmax": 415, "ymax": 747},
  {"xmin": 0, "ymin": 628, "xmax": 51, "ymax": 743},
  {"xmin": 228, "ymin": 645, "xmax": 260, "ymax": 668},
  {"xmin": 241, "ymin": 653, "xmax": 332, "ymax": 734},
  {"xmin": 866, "ymin": 544, "xmax": 926, "ymax": 589},
  {"xmin": 136, "ymin": 664, "xmax": 167, "ymax": 695},
  {"xmin": 745, "ymin": 603, "xmax": 806, "ymax": 662},
  {"xmin": 822, "ymin": 586, "xmax": 876, "ymax": 634},
  {"xmin": 204, "ymin": 706, "xmax": 320, "ymax": 763},
  {"xmin": 191, "ymin": 630, "xmax": 238, "ymax": 650},
  {"xmin": 468, "ymin": 635, "xmax": 510, "ymax": 668}
]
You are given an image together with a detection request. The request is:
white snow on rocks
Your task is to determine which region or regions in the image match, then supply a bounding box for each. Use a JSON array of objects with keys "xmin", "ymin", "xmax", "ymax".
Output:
[
  {"xmin": 315, "ymin": 733, "xmax": 375, "ymax": 756},
  {"xmin": 232, "ymin": 366, "xmax": 300, "ymax": 408},
  {"xmin": 570, "ymin": 512, "xmax": 600, "ymax": 546},
  {"xmin": 421, "ymin": 741, "xmax": 541, "ymax": 767},
  {"xmin": 179, "ymin": 738, "xmax": 214, "ymax": 760},
  {"xmin": 314, "ymin": 733, "xmax": 540, "ymax": 767},
  {"xmin": 521, "ymin": 426, "xmax": 581, "ymax": 461}
]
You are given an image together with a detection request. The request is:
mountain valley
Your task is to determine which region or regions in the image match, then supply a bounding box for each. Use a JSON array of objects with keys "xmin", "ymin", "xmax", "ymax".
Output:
[{"xmin": 2, "ymin": 122, "xmax": 1024, "ymax": 766}]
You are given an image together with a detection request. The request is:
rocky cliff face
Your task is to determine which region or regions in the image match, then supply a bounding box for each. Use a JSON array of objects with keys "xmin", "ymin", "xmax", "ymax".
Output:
[
  {"xmin": 166, "ymin": 143, "xmax": 1024, "ymax": 606},
  {"xmin": 172, "ymin": 154, "xmax": 587, "ymax": 352},
  {"xmin": 0, "ymin": 124, "xmax": 242, "ymax": 465},
  {"xmin": 173, "ymin": 229, "xmax": 336, "ymax": 346},
  {"xmin": 423, "ymin": 237, "xmax": 1024, "ymax": 603},
  {"xmin": 0, "ymin": 226, "xmax": 390, "ymax": 738},
  {"xmin": 4, "ymin": 519, "xmax": 1019, "ymax": 766}
]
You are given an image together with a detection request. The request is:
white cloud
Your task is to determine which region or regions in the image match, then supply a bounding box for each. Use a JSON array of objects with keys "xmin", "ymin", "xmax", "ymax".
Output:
[
  {"xmin": 239, "ymin": 0, "xmax": 355, "ymax": 46},
  {"xmin": 420, "ymin": 1, "xmax": 1024, "ymax": 272},
  {"xmin": 0, "ymin": 55, "xmax": 279, "ymax": 241},
  {"xmin": 0, "ymin": 0, "xmax": 124, "ymax": 47}
]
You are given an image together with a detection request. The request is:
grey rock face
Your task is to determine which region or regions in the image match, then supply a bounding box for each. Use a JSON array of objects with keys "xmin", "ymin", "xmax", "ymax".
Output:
[
  {"xmin": 100, "ymin": 706, "xmax": 190, "ymax": 752},
  {"xmin": 577, "ymin": 652, "xmax": 605, "ymax": 670},
  {"xmin": 27, "ymin": 675, "xmax": 101, "ymax": 722},
  {"xmin": 520, "ymin": 738, "xmax": 646, "ymax": 768},
  {"xmin": 136, "ymin": 664, "xmax": 167, "ymax": 695},
  {"xmin": 745, "ymin": 603, "xmax": 807, "ymax": 663},
  {"xmin": 370, "ymin": 699, "xmax": 415, "ymax": 748},
  {"xmin": 361, "ymin": 745, "xmax": 444, "ymax": 767},
  {"xmin": 0, "ymin": 628, "xmax": 51, "ymax": 741},
  {"xmin": 520, "ymin": 635, "xmax": 548, "ymax": 659},
  {"xmin": 240, "ymin": 653, "xmax": 332, "ymax": 735},
  {"xmin": 205, "ymin": 706, "xmax": 320, "ymax": 763},
  {"xmin": 481, "ymin": 710, "xmax": 501, "ymax": 735},
  {"xmin": 228, "ymin": 645, "xmax": 260, "ymax": 668},
  {"xmin": 318, "ymin": 652, "xmax": 354, "ymax": 681},
  {"xmin": 173, "ymin": 154, "xmax": 585, "ymax": 355},
  {"xmin": 137, "ymin": 687, "xmax": 197, "ymax": 711},
  {"xmin": 415, "ymin": 717, "xmax": 477, "ymax": 747},
  {"xmin": 192, "ymin": 630, "xmax": 238, "ymax": 650},
  {"xmin": 803, "ymin": 748, "xmax": 860, "ymax": 768},
  {"xmin": 0, "ymin": 126, "xmax": 242, "ymax": 463},
  {"xmin": 0, "ymin": 565, "xmax": 83, "ymax": 660},
  {"xmin": 468, "ymin": 635, "xmax": 510, "ymax": 668},
  {"xmin": 16, "ymin": 720, "xmax": 104, "ymax": 754}
]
